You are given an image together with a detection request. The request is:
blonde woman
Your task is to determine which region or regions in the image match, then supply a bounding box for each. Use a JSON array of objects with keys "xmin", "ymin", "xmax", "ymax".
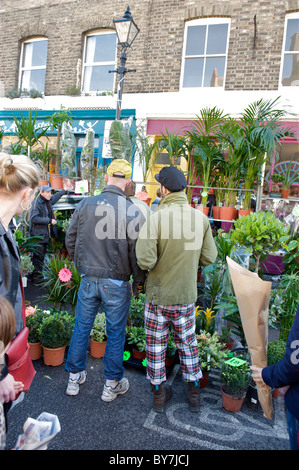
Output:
[{"xmin": 0, "ymin": 152, "xmax": 39, "ymax": 427}]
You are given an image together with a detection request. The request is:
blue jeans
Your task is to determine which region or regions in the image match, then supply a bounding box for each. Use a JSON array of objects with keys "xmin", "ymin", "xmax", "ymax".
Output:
[
  {"xmin": 65, "ymin": 277, "xmax": 131, "ymax": 381},
  {"xmin": 287, "ymin": 409, "xmax": 299, "ymax": 450}
]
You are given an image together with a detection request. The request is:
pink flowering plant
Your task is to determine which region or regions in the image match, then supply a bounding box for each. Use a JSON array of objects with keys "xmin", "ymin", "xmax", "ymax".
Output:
[{"xmin": 43, "ymin": 255, "xmax": 81, "ymax": 311}]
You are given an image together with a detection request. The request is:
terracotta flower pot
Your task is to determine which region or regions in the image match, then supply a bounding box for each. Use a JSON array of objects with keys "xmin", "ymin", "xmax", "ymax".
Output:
[
  {"xmin": 132, "ymin": 348, "xmax": 146, "ymax": 360},
  {"xmin": 196, "ymin": 205, "xmax": 209, "ymax": 216},
  {"xmin": 42, "ymin": 345, "xmax": 66, "ymax": 366},
  {"xmin": 89, "ymin": 339, "xmax": 107, "ymax": 358},
  {"xmin": 238, "ymin": 209, "xmax": 253, "ymax": 217},
  {"xmin": 281, "ymin": 189, "xmax": 289, "ymax": 199},
  {"xmin": 200, "ymin": 371, "xmax": 209, "ymax": 388},
  {"xmin": 50, "ymin": 174, "xmax": 64, "ymax": 189},
  {"xmin": 219, "ymin": 206, "xmax": 236, "ymax": 221},
  {"xmin": 39, "ymin": 179, "xmax": 49, "ymax": 187},
  {"xmin": 212, "ymin": 206, "xmax": 221, "ymax": 219},
  {"xmin": 222, "ymin": 387, "xmax": 245, "ymax": 412},
  {"xmin": 29, "ymin": 342, "xmax": 42, "ymax": 360}
]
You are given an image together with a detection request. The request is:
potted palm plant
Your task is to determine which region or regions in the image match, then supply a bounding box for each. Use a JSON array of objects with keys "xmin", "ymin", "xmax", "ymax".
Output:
[
  {"xmin": 228, "ymin": 98, "xmax": 294, "ymax": 210},
  {"xmin": 185, "ymin": 107, "xmax": 226, "ymax": 214},
  {"xmin": 280, "ymin": 157, "xmax": 299, "ymax": 198},
  {"xmin": 89, "ymin": 312, "xmax": 107, "ymax": 358}
]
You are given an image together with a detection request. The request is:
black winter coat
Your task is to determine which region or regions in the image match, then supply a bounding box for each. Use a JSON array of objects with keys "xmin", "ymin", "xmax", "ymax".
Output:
[
  {"xmin": 65, "ymin": 185, "xmax": 146, "ymax": 289},
  {"xmin": 29, "ymin": 190, "xmax": 66, "ymax": 243},
  {"xmin": 0, "ymin": 222, "xmax": 23, "ymax": 335}
]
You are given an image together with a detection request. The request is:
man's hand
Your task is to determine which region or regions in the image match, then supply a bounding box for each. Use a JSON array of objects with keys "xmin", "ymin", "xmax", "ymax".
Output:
[{"xmin": 51, "ymin": 219, "xmax": 57, "ymax": 225}]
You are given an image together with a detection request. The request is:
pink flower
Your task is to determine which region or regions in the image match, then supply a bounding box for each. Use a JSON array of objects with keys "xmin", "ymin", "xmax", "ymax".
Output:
[
  {"xmin": 58, "ymin": 268, "xmax": 72, "ymax": 282},
  {"xmin": 25, "ymin": 306, "xmax": 36, "ymax": 317}
]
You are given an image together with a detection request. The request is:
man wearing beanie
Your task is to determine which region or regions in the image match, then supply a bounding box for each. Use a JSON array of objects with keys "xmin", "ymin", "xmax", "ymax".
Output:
[
  {"xmin": 136, "ymin": 166, "xmax": 217, "ymax": 413},
  {"xmin": 65, "ymin": 159, "xmax": 146, "ymax": 402}
]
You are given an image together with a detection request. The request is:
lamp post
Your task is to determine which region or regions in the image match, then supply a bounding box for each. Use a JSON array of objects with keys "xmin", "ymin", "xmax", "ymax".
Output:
[{"xmin": 110, "ymin": 6, "xmax": 140, "ymax": 120}]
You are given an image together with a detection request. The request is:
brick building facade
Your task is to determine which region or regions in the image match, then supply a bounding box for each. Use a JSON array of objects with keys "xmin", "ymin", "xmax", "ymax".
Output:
[
  {"xmin": 0, "ymin": 0, "xmax": 298, "ymax": 191},
  {"xmin": 0, "ymin": 0, "xmax": 298, "ymax": 94}
]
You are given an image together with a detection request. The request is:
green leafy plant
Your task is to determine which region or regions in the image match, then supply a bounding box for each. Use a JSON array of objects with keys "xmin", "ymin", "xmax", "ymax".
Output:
[
  {"xmin": 283, "ymin": 235, "xmax": 299, "ymax": 274},
  {"xmin": 267, "ymin": 339, "xmax": 286, "ymax": 366},
  {"xmin": 35, "ymin": 143, "xmax": 56, "ymax": 179},
  {"xmin": 281, "ymin": 157, "xmax": 299, "ymax": 189},
  {"xmin": 90, "ymin": 312, "xmax": 107, "ymax": 342},
  {"xmin": 109, "ymin": 119, "xmax": 132, "ymax": 161},
  {"xmin": 127, "ymin": 294, "xmax": 145, "ymax": 327},
  {"xmin": 214, "ymin": 295, "xmax": 246, "ymax": 346},
  {"xmin": 270, "ymin": 173, "xmax": 284, "ymax": 184},
  {"xmin": 166, "ymin": 329, "xmax": 177, "ymax": 358},
  {"xmin": 231, "ymin": 210, "xmax": 290, "ymax": 273},
  {"xmin": 125, "ymin": 325, "xmax": 146, "ymax": 352},
  {"xmin": 20, "ymin": 253, "xmax": 34, "ymax": 276},
  {"xmin": 279, "ymin": 273, "xmax": 299, "ymax": 341},
  {"xmin": 39, "ymin": 311, "xmax": 75, "ymax": 349},
  {"xmin": 220, "ymin": 356, "xmax": 251, "ymax": 398},
  {"xmin": 220, "ymin": 98, "xmax": 294, "ymax": 210},
  {"xmin": 47, "ymin": 106, "xmax": 73, "ymax": 174},
  {"xmin": 14, "ymin": 229, "xmax": 43, "ymax": 255},
  {"xmin": 13, "ymin": 109, "xmax": 49, "ymax": 158},
  {"xmin": 196, "ymin": 331, "xmax": 226, "ymax": 372},
  {"xmin": 185, "ymin": 107, "xmax": 226, "ymax": 206},
  {"xmin": 26, "ymin": 308, "xmax": 47, "ymax": 343},
  {"xmin": 158, "ymin": 129, "xmax": 187, "ymax": 166}
]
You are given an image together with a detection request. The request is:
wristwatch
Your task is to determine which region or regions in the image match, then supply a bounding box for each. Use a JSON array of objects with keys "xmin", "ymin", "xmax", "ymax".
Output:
[{"xmin": 0, "ymin": 362, "xmax": 8, "ymax": 382}]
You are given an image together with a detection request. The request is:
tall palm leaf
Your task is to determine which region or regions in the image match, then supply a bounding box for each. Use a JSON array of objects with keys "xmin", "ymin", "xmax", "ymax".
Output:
[{"xmin": 158, "ymin": 129, "xmax": 187, "ymax": 165}]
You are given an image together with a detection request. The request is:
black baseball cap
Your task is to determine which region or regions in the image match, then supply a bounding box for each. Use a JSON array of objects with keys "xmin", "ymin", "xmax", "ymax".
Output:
[{"xmin": 155, "ymin": 166, "xmax": 187, "ymax": 192}]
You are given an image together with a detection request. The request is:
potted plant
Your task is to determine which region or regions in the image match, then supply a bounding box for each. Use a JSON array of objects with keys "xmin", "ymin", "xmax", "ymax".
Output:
[
  {"xmin": 185, "ymin": 107, "xmax": 226, "ymax": 213},
  {"xmin": 220, "ymin": 355, "xmax": 251, "ymax": 412},
  {"xmin": 195, "ymin": 307, "xmax": 216, "ymax": 335},
  {"xmin": 165, "ymin": 329, "xmax": 177, "ymax": 367},
  {"xmin": 47, "ymin": 106, "xmax": 73, "ymax": 182},
  {"xmin": 125, "ymin": 325, "xmax": 146, "ymax": 359},
  {"xmin": 35, "ymin": 143, "xmax": 56, "ymax": 185},
  {"xmin": 230, "ymin": 210, "xmax": 290, "ymax": 274},
  {"xmin": 267, "ymin": 339, "xmax": 287, "ymax": 398},
  {"xmin": 89, "ymin": 312, "xmax": 107, "ymax": 358},
  {"xmin": 20, "ymin": 253, "xmax": 34, "ymax": 287},
  {"xmin": 39, "ymin": 310, "xmax": 75, "ymax": 366},
  {"xmin": 214, "ymin": 294, "xmax": 247, "ymax": 347},
  {"xmin": 196, "ymin": 331, "xmax": 226, "ymax": 388},
  {"xmin": 219, "ymin": 326, "xmax": 235, "ymax": 351},
  {"xmin": 25, "ymin": 307, "xmax": 47, "ymax": 360},
  {"xmin": 224, "ymin": 98, "xmax": 294, "ymax": 210},
  {"xmin": 280, "ymin": 158, "xmax": 299, "ymax": 198},
  {"xmin": 127, "ymin": 294, "xmax": 145, "ymax": 327},
  {"xmin": 269, "ymin": 173, "xmax": 283, "ymax": 196},
  {"xmin": 43, "ymin": 254, "xmax": 81, "ymax": 311}
]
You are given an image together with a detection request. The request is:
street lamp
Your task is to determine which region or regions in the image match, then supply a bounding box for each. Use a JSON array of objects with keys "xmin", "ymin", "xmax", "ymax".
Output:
[{"xmin": 110, "ymin": 6, "xmax": 140, "ymax": 120}]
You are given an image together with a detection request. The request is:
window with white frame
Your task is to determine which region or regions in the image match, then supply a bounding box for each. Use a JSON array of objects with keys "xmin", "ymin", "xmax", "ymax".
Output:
[
  {"xmin": 82, "ymin": 31, "xmax": 117, "ymax": 93},
  {"xmin": 181, "ymin": 18, "xmax": 230, "ymax": 88},
  {"xmin": 281, "ymin": 13, "xmax": 299, "ymax": 86},
  {"xmin": 19, "ymin": 38, "xmax": 48, "ymax": 93}
]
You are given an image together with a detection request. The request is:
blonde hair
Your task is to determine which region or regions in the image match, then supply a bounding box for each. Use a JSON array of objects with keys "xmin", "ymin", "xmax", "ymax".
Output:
[
  {"xmin": 0, "ymin": 296, "xmax": 16, "ymax": 352},
  {"xmin": 0, "ymin": 152, "xmax": 40, "ymax": 193}
]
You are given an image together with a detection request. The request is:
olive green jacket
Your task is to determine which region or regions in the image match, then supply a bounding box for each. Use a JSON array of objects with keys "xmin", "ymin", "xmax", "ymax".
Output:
[{"xmin": 136, "ymin": 191, "xmax": 217, "ymax": 305}]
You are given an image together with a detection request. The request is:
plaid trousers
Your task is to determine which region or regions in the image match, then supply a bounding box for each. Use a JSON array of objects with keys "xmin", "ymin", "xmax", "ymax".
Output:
[{"xmin": 144, "ymin": 301, "xmax": 202, "ymax": 385}]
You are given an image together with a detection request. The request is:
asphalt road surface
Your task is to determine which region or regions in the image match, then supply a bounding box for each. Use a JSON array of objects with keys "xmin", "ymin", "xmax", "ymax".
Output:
[{"xmin": 4, "ymin": 281, "xmax": 290, "ymax": 454}]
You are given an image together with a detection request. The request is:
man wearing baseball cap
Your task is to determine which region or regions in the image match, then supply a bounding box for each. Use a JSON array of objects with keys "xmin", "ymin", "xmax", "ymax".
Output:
[
  {"xmin": 29, "ymin": 184, "xmax": 66, "ymax": 284},
  {"xmin": 65, "ymin": 159, "xmax": 146, "ymax": 402},
  {"xmin": 136, "ymin": 166, "xmax": 217, "ymax": 413}
]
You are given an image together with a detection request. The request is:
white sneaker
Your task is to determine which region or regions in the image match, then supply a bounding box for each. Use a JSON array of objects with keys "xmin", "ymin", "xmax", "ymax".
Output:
[
  {"xmin": 66, "ymin": 371, "xmax": 87, "ymax": 396},
  {"xmin": 101, "ymin": 378, "xmax": 129, "ymax": 402}
]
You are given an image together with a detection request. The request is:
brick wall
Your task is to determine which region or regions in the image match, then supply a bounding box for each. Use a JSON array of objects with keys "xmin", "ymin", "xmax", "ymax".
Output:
[{"xmin": 0, "ymin": 0, "xmax": 298, "ymax": 95}]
